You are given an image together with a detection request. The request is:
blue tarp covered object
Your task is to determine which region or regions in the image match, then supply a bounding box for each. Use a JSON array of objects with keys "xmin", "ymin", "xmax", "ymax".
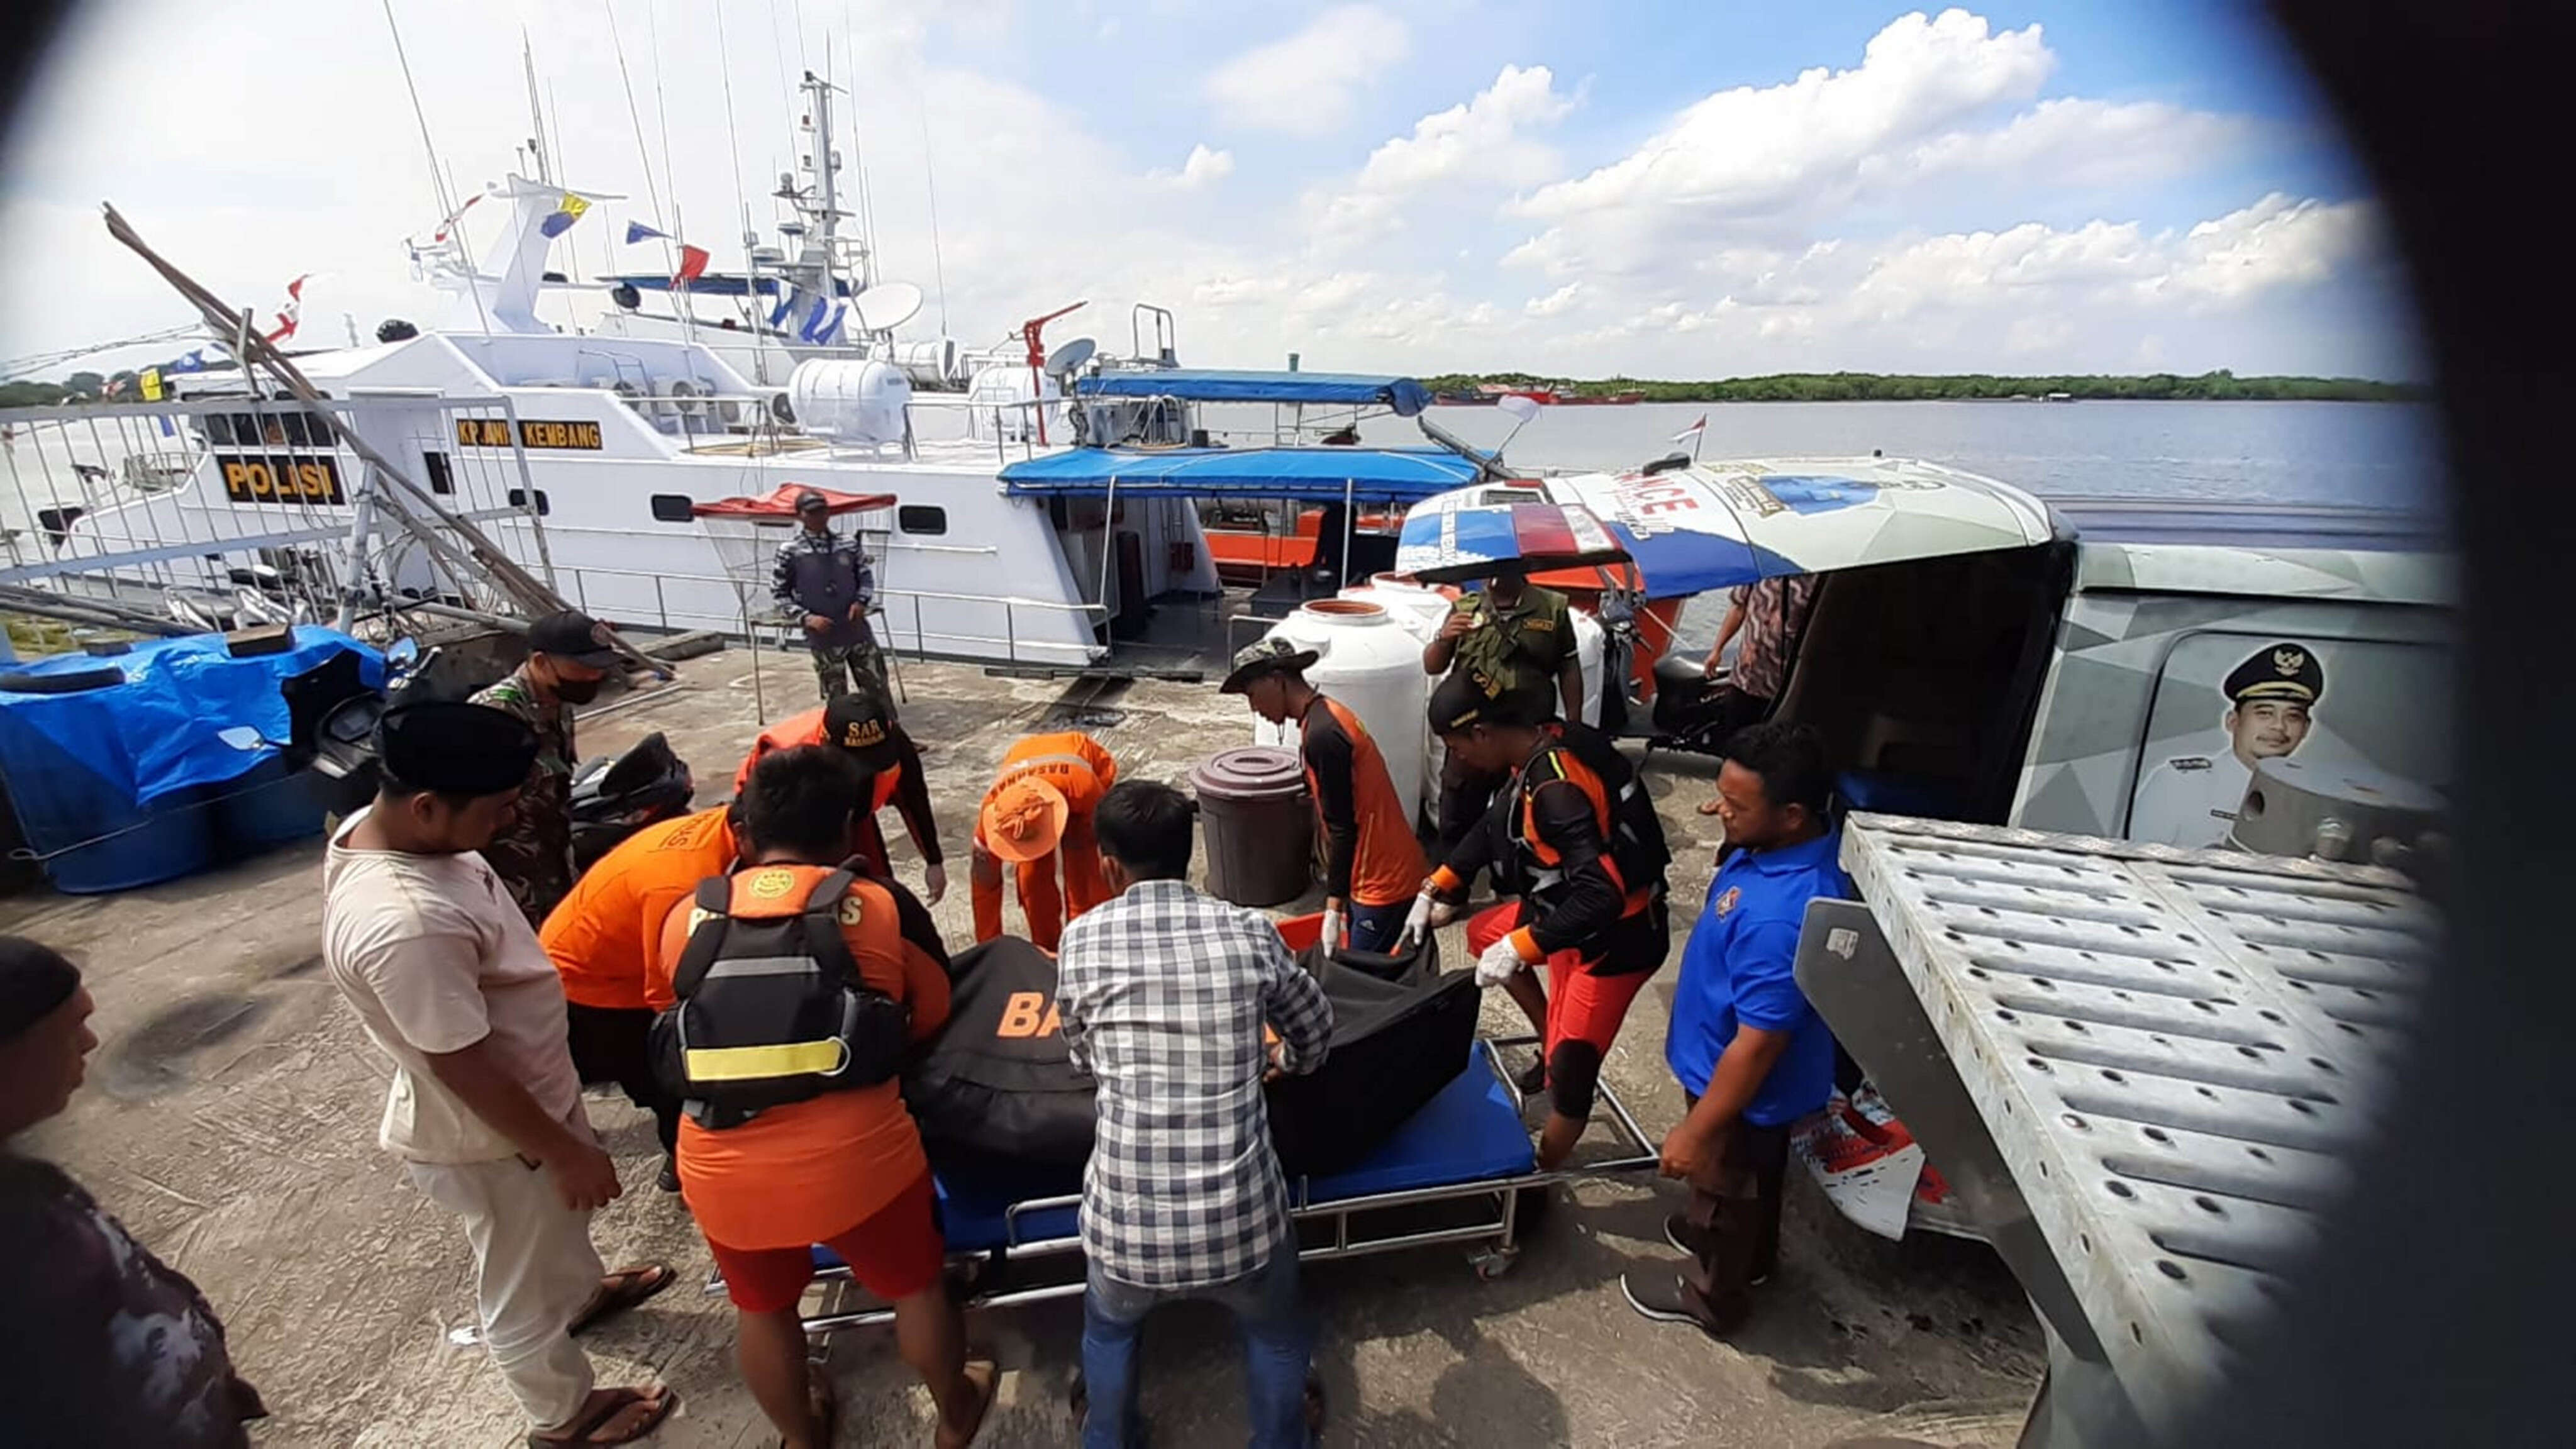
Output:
[
  {"xmin": 1071, "ymin": 369, "xmax": 1435, "ymax": 418},
  {"xmin": 0, "ymin": 626, "xmax": 383, "ymax": 809},
  {"xmin": 1001, "ymin": 446, "xmax": 1482, "ymax": 504}
]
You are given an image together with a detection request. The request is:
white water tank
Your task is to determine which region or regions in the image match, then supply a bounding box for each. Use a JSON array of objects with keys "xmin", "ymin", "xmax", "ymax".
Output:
[
  {"xmin": 1338, "ymin": 572, "xmax": 1458, "ymax": 644},
  {"xmin": 787, "ymin": 358, "xmax": 911, "ymax": 446},
  {"xmin": 965, "ymin": 362, "xmax": 1063, "ymax": 442},
  {"xmin": 1251, "ymin": 599, "xmax": 1427, "ymax": 831},
  {"xmin": 894, "ymin": 336, "xmax": 961, "ymax": 390}
]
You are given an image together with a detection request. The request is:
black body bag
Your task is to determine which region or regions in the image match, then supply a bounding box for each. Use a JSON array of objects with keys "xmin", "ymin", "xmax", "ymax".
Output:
[
  {"xmin": 1265, "ymin": 930, "xmax": 1477, "ymax": 1176},
  {"xmin": 902, "ymin": 936, "xmax": 1099, "ymax": 1196}
]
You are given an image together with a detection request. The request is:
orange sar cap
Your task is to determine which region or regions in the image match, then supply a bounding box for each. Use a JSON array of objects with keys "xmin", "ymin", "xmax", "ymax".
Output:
[{"xmin": 982, "ymin": 777, "xmax": 1070, "ymax": 862}]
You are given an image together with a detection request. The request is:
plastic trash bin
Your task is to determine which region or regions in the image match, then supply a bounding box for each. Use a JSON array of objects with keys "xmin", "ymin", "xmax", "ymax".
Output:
[{"xmin": 1191, "ymin": 746, "xmax": 1313, "ymax": 908}]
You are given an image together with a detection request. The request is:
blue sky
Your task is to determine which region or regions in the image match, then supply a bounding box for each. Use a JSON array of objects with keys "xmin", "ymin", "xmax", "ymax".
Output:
[{"xmin": 0, "ymin": 2, "xmax": 2419, "ymax": 379}]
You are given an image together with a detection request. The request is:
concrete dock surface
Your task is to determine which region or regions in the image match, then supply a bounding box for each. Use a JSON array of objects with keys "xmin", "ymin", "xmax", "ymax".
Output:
[{"xmin": 4, "ymin": 650, "xmax": 2042, "ymax": 1447}]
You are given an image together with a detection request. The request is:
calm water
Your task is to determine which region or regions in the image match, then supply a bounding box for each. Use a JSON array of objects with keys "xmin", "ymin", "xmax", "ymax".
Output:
[{"xmin": 1357, "ymin": 399, "xmax": 2445, "ymax": 513}]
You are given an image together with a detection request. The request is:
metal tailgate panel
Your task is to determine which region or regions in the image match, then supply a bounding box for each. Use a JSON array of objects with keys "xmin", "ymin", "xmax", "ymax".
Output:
[{"xmin": 1836, "ymin": 814, "xmax": 2433, "ymax": 1433}]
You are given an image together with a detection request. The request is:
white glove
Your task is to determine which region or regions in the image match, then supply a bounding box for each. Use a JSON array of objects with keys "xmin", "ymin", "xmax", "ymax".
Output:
[
  {"xmin": 1318, "ymin": 904, "xmax": 1346, "ymax": 953},
  {"xmin": 1396, "ymin": 888, "xmax": 1438, "ymax": 952},
  {"xmin": 922, "ymin": 860, "xmax": 948, "ymax": 905},
  {"xmin": 1475, "ymin": 936, "xmax": 1529, "ymax": 989}
]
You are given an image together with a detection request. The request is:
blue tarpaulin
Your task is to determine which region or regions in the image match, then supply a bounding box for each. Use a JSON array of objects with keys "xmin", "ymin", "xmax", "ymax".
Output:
[
  {"xmin": 1000, "ymin": 447, "xmax": 1482, "ymax": 504},
  {"xmin": 0, "ymin": 626, "xmax": 382, "ymax": 808},
  {"xmin": 1071, "ymin": 370, "xmax": 1435, "ymax": 418}
]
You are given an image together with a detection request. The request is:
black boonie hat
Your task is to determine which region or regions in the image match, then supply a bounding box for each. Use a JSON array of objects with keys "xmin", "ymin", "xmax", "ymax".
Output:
[
  {"xmin": 526, "ymin": 609, "xmax": 619, "ymax": 670},
  {"xmin": 378, "ymin": 701, "xmax": 540, "ymax": 796},
  {"xmin": 1219, "ymin": 636, "xmax": 1321, "ymax": 694}
]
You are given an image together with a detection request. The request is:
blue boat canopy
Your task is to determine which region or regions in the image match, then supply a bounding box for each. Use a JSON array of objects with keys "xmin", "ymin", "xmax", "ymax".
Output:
[
  {"xmin": 601, "ymin": 272, "xmax": 808, "ymax": 297},
  {"xmin": 1000, "ymin": 446, "xmax": 1480, "ymax": 504},
  {"xmin": 1070, "ymin": 369, "xmax": 1434, "ymax": 418}
]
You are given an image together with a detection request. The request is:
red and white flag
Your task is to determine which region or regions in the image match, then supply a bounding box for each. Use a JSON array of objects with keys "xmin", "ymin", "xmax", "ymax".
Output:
[
  {"xmin": 1672, "ymin": 413, "xmax": 1707, "ymax": 444},
  {"xmin": 263, "ymin": 274, "xmax": 309, "ymax": 343}
]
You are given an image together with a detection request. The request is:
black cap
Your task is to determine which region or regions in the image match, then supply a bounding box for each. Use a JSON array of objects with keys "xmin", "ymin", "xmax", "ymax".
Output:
[
  {"xmin": 378, "ymin": 701, "xmax": 540, "ymax": 796},
  {"xmin": 795, "ymin": 489, "xmax": 830, "ymax": 514},
  {"xmin": 2223, "ymin": 642, "xmax": 2325, "ymax": 707},
  {"xmin": 823, "ymin": 684, "xmax": 897, "ymax": 760},
  {"xmin": 0, "ymin": 936, "xmax": 79, "ymax": 1045},
  {"xmin": 526, "ymin": 609, "xmax": 620, "ymax": 670},
  {"xmin": 1428, "ymin": 667, "xmax": 1535, "ymax": 735}
]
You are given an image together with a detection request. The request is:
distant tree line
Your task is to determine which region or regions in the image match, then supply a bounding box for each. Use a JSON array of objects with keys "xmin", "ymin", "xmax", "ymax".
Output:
[
  {"xmin": 1421, "ymin": 369, "xmax": 2426, "ymax": 403},
  {"xmin": 0, "ymin": 370, "xmax": 117, "ymax": 409}
]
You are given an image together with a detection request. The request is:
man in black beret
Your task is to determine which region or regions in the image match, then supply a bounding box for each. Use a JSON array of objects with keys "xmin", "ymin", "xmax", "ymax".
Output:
[
  {"xmin": 322, "ymin": 702, "xmax": 677, "ymax": 1448},
  {"xmin": 474, "ymin": 609, "xmax": 621, "ymax": 926},
  {"xmin": 1, "ymin": 938, "xmax": 267, "ymax": 1447}
]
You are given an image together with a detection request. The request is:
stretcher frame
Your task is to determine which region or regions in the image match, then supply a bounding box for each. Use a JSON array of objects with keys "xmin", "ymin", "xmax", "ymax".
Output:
[{"xmin": 704, "ymin": 1035, "xmax": 1662, "ymax": 1340}]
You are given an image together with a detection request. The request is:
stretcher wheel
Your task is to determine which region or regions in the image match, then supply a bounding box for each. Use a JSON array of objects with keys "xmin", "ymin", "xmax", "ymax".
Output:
[{"xmin": 1470, "ymin": 1245, "xmax": 1520, "ymax": 1280}]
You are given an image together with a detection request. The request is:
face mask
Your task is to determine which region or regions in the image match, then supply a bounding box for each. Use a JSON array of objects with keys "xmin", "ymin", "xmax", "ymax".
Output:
[{"xmin": 550, "ymin": 675, "xmax": 603, "ymax": 705}]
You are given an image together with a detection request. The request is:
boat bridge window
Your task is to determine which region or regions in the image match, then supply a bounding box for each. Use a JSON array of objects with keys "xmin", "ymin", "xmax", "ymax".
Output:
[
  {"xmin": 421, "ymin": 452, "xmax": 455, "ymax": 495},
  {"xmin": 208, "ymin": 410, "xmax": 330, "ymax": 448},
  {"xmin": 897, "ymin": 505, "xmax": 948, "ymax": 536},
  {"xmin": 508, "ymin": 487, "xmax": 552, "ymax": 517},
  {"xmin": 650, "ymin": 494, "xmax": 696, "ymax": 523}
]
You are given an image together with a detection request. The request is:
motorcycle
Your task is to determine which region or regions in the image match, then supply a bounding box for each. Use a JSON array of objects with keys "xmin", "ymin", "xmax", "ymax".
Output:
[
  {"xmin": 569, "ymin": 731, "xmax": 694, "ymax": 870},
  {"xmin": 228, "ymin": 639, "xmax": 698, "ymax": 863}
]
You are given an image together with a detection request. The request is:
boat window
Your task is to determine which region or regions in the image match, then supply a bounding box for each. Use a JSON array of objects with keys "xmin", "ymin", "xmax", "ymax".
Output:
[
  {"xmin": 206, "ymin": 413, "xmax": 235, "ymax": 446},
  {"xmin": 650, "ymin": 494, "xmax": 696, "ymax": 523},
  {"xmin": 898, "ymin": 505, "xmax": 947, "ymax": 536},
  {"xmin": 421, "ymin": 452, "xmax": 455, "ymax": 495},
  {"xmin": 508, "ymin": 487, "xmax": 552, "ymax": 517}
]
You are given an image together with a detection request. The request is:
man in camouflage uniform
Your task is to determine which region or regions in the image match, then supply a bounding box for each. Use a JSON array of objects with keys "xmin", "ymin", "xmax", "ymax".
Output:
[
  {"xmin": 770, "ymin": 490, "xmax": 890, "ymax": 706},
  {"xmin": 470, "ymin": 609, "xmax": 617, "ymax": 924},
  {"xmin": 1420, "ymin": 565, "xmax": 1585, "ymax": 853}
]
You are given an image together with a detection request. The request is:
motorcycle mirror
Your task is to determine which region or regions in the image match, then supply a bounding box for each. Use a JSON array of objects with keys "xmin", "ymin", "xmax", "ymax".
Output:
[
  {"xmin": 386, "ymin": 638, "xmax": 419, "ymax": 669},
  {"xmin": 216, "ymin": 726, "xmax": 266, "ymax": 752}
]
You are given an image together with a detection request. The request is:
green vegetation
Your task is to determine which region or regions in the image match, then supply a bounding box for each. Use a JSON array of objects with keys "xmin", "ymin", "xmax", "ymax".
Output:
[
  {"xmin": 0, "ymin": 369, "xmax": 135, "ymax": 408},
  {"xmin": 1422, "ymin": 369, "xmax": 2424, "ymax": 403}
]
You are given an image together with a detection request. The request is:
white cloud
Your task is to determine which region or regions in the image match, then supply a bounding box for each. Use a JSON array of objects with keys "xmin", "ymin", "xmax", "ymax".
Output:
[
  {"xmin": 1153, "ymin": 143, "xmax": 1236, "ymax": 188},
  {"xmin": 1524, "ymin": 282, "xmax": 1583, "ymax": 317},
  {"xmin": 1889, "ymin": 97, "xmax": 2251, "ymax": 190},
  {"xmin": 1509, "ymin": 8, "xmax": 2055, "ymax": 272},
  {"xmin": 2158, "ymin": 192, "xmax": 2370, "ymax": 302},
  {"xmin": 1311, "ymin": 64, "xmax": 1574, "ymax": 243},
  {"xmin": 1202, "ymin": 4, "xmax": 1411, "ymax": 136}
]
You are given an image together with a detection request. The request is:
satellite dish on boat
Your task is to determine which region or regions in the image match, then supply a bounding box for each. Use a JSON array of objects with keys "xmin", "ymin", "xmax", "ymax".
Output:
[
  {"xmin": 1045, "ymin": 336, "xmax": 1097, "ymax": 379},
  {"xmin": 850, "ymin": 281, "xmax": 923, "ymax": 333}
]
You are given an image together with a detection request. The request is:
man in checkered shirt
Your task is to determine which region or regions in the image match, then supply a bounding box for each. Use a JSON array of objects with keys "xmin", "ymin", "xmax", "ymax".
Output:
[{"xmin": 1055, "ymin": 780, "xmax": 1333, "ymax": 1449}]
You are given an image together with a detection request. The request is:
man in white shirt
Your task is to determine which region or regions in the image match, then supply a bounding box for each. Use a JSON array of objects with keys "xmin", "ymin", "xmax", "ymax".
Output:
[
  {"xmin": 323, "ymin": 701, "xmax": 677, "ymax": 1448},
  {"xmin": 2129, "ymin": 642, "xmax": 2326, "ymax": 848}
]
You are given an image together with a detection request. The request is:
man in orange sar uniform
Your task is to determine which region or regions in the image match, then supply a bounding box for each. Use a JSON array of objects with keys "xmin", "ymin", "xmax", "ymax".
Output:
[
  {"xmin": 540, "ymin": 802, "xmax": 738, "ymax": 1191},
  {"xmin": 971, "ymin": 730, "xmax": 1118, "ymax": 951},
  {"xmin": 650, "ymin": 745, "xmax": 994, "ymax": 1449},
  {"xmin": 733, "ymin": 684, "xmax": 947, "ymax": 902}
]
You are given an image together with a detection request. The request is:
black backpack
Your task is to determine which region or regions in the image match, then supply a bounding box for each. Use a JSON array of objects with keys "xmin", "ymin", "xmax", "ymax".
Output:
[{"xmin": 650, "ymin": 867, "xmax": 911, "ymax": 1130}]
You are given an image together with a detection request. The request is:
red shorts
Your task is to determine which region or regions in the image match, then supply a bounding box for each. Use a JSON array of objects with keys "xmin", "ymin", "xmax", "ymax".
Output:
[
  {"xmin": 1466, "ymin": 903, "xmax": 1655, "ymax": 1062},
  {"xmin": 704, "ymin": 1170, "xmax": 944, "ymax": 1312}
]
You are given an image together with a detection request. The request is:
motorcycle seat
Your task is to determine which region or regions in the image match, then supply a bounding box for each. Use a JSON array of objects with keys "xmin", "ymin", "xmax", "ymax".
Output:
[{"xmin": 1651, "ymin": 652, "xmax": 1711, "ymax": 688}]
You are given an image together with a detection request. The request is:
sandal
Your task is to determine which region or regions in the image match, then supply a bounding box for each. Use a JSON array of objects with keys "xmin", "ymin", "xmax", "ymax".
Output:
[
  {"xmin": 527, "ymin": 1385, "xmax": 676, "ymax": 1448},
  {"xmin": 568, "ymin": 1262, "xmax": 677, "ymax": 1336},
  {"xmin": 935, "ymin": 1357, "xmax": 999, "ymax": 1449}
]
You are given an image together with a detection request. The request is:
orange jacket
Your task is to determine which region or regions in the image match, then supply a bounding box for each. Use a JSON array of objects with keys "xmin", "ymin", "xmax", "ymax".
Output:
[
  {"xmin": 972, "ymin": 732, "xmax": 1118, "ymax": 851},
  {"xmin": 539, "ymin": 807, "xmax": 736, "ymax": 1009}
]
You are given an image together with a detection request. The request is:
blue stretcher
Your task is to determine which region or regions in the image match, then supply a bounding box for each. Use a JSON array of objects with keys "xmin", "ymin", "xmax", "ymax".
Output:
[{"xmin": 729, "ymin": 1038, "xmax": 1659, "ymax": 1338}]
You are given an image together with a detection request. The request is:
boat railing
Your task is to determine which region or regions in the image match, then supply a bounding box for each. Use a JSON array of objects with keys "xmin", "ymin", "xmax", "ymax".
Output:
[{"xmin": 0, "ymin": 392, "xmax": 553, "ymax": 629}]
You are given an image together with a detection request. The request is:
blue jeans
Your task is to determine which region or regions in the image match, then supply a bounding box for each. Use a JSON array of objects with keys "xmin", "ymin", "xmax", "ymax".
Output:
[
  {"xmin": 1346, "ymin": 899, "xmax": 1409, "ymax": 954},
  {"xmin": 1081, "ymin": 1245, "xmax": 1313, "ymax": 1449}
]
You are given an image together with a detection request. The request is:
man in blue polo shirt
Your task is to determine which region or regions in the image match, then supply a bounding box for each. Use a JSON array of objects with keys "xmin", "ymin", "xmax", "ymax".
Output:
[{"xmin": 1624, "ymin": 720, "xmax": 1848, "ymax": 1337}]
